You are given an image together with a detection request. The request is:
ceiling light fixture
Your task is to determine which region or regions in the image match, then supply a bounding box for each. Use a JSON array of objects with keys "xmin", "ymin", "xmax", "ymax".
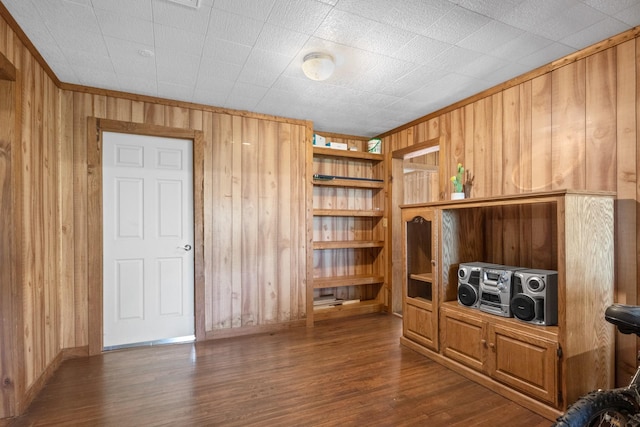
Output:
[{"xmin": 301, "ymin": 52, "xmax": 335, "ymax": 81}]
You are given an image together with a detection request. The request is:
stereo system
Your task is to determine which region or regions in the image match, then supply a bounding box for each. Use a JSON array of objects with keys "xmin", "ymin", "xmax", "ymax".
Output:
[
  {"xmin": 511, "ymin": 269, "xmax": 558, "ymax": 326},
  {"xmin": 457, "ymin": 262, "xmax": 558, "ymax": 326},
  {"xmin": 457, "ymin": 262, "xmax": 499, "ymax": 309},
  {"xmin": 479, "ymin": 265, "xmax": 526, "ymax": 318}
]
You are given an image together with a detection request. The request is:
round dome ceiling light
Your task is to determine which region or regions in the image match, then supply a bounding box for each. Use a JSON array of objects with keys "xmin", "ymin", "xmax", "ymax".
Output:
[{"xmin": 301, "ymin": 52, "xmax": 335, "ymax": 81}]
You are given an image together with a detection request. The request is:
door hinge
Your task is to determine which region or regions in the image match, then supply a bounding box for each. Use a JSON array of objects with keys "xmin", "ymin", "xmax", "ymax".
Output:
[{"xmin": 557, "ymin": 346, "xmax": 563, "ymax": 359}]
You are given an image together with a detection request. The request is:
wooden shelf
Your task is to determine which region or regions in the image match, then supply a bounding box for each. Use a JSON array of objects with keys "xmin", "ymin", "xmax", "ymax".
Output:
[
  {"xmin": 307, "ymin": 137, "xmax": 387, "ymax": 326},
  {"xmin": 313, "ymin": 209, "xmax": 384, "ymax": 217},
  {"xmin": 313, "ymin": 177, "xmax": 384, "ymax": 189},
  {"xmin": 406, "ymin": 296, "xmax": 433, "ymax": 310},
  {"xmin": 410, "ymin": 273, "xmax": 433, "ymax": 282},
  {"xmin": 313, "ymin": 299, "xmax": 384, "ymax": 321},
  {"xmin": 313, "ymin": 146, "xmax": 383, "ymax": 161},
  {"xmin": 313, "ymin": 274, "xmax": 385, "ymax": 289},
  {"xmin": 313, "ymin": 240, "xmax": 384, "ymax": 250},
  {"xmin": 400, "ymin": 189, "xmax": 616, "ymax": 210}
]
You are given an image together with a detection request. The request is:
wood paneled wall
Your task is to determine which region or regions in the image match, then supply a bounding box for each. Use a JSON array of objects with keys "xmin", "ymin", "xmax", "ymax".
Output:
[
  {"xmin": 382, "ymin": 39, "xmax": 639, "ymax": 385},
  {"xmin": 0, "ymin": 13, "xmax": 62, "ymax": 418},
  {"xmin": 62, "ymin": 95, "xmax": 309, "ymax": 345},
  {"xmin": 0, "ymin": 7, "xmax": 310, "ymax": 418}
]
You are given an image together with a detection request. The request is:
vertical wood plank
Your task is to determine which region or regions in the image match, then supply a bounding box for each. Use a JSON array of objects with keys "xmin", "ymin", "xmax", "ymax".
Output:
[
  {"xmin": 502, "ymin": 86, "xmax": 520, "ymax": 195},
  {"xmin": 33, "ymin": 59, "xmax": 45, "ymax": 376},
  {"xmin": 93, "ymin": 95, "xmax": 106, "ymax": 119},
  {"xmin": 295, "ymin": 124, "xmax": 309, "ymax": 318},
  {"xmin": 427, "ymin": 117, "xmax": 440, "ymax": 140},
  {"xmin": 58, "ymin": 90, "xmax": 75, "ymax": 348},
  {"xmin": 531, "ymin": 73, "xmax": 553, "ymax": 192},
  {"xmin": 415, "ymin": 121, "xmax": 426, "ymax": 143},
  {"xmin": 448, "ymin": 107, "xmax": 465, "ymax": 198},
  {"xmin": 201, "ymin": 112, "xmax": 214, "ymax": 331},
  {"xmin": 241, "ymin": 118, "xmax": 259, "ymax": 326},
  {"xmin": 106, "ymin": 97, "xmax": 131, "ymax": 121},
  {"xmin": 491, "ymin": 92, "xmax": 503, "ymax": 197},
  {"xmin": 45, "ymin": 74, "xmax": 59, "ymax": 365},
  {"xmin": 0, "ymin": 78, "xmax": 16, "ymax": 419},
  {"xmin": 519, "ymin": 80, "xmax": 532, "ymax": 193},
  {"xmin": 165, "ymin": 106, "xmax": 189, "ymax": 129},
  {"xmin": 438, "ymin": 113, "xmax": 451, "ymax": 201},
  {"xmin": 278, "ymin": 122, "xmax": 292, "ymax": 322},
  {"xmin": 10, "ymin": 63, "xmax": 25, "ymax": 415},
  {"xmin": 463, "ymin": 104, "xmax": 473, "ymax": 193},
  {"xmin": 551, "ymin": 60, "xmax": 586, "ymax": 190},
  {"xmin": 73, "ymin": 92, "xmax": 92, "ymax": 348},
  {"xmin": 231, "ymin": 116, "xmax": 243, "ymax": 327},
  {"xmin": 258, "ymin": 119, "xmax": 278, "ymax": 323},
  {"xmin": 586, "ymin": 49, "xmax": 617, "ymax": 192},
  {"xmin": 473, "ymin": 97, "xmax": 491, "ymax": 198},
  {"xmin": 21, "ymin": 48, "xmax": 35, "ymax": 387},
  {"xmin": 143, "ymin": 103, "xmax": 165, "ymax": 126},
  {"xmin": 131, "ymin": 101, "xmax": 144, "ymax": 123},
  {"xmin": 209, "ymin": 113, "xmax": 233, "ymax": 329},
  {"xmin": 190, "ymin": 109, "xmax": 203, "ymax": 131}
]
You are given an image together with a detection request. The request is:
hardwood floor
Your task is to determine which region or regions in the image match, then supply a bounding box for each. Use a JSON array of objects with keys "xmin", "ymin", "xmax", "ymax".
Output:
[{"xmin": 8, "ymin": 314, "xmax": 551, "ymax": 426}]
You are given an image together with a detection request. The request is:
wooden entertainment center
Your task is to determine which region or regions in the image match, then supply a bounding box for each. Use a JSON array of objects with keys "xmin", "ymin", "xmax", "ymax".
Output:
[{"xmin": 400, "ymin": 190, "xmax": 615, "ymax": 420}]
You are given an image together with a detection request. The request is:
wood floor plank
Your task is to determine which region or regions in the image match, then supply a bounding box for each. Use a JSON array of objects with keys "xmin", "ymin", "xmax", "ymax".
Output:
[{"xmin": 8, "ymin": 314, "xmax": 550, "ymax": 426}]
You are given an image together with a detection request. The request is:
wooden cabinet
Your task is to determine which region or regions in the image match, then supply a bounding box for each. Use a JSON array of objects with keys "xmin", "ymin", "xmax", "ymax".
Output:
[
  {"xmin": 307, "ymin": 145, "xmax": 387, "ymax": 325},
  {"xmin": 402, "ymin": 207, "xmax": 438, "ymax": 350},
  {"xmin": 399, "ymin": 190, "xmax": 615, "ymax": 420},
  {"xmin": 441, "ymin": 304, "xmax": 558, "ymax": 405}
]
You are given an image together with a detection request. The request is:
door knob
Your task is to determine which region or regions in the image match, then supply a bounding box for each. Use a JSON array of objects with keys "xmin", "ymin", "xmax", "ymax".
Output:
[{"xmin": 181, "ymin": 244, "xmax": 192, "ymax": 251}]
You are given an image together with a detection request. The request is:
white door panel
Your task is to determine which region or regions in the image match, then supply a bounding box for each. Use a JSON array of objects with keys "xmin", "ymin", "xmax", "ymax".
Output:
[{"xmin": 103, "ymin": 132, "xmax": 194, "ymax": 348}]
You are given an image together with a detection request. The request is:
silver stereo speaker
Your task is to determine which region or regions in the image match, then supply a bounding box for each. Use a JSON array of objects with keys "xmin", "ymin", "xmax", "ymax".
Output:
[
  {"xmin": 457, "ymin": 262, "xmax": 500, "ymax": 309},
  {"xmin": 479, "ymin": 265, "xmax": 526, "ymax": 317},
  {"xmin": 510, "ymin": 269, "xmax": 558, "ymax": 326}
]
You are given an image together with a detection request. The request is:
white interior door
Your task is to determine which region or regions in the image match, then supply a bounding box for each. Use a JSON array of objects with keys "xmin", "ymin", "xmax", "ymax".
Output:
[{"xmin": 102, "ymin": 131, "xmax": 194, "ymax": 348}]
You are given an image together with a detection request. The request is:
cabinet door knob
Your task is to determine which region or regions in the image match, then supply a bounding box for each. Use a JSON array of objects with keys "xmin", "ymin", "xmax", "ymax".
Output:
[
  {"xmin": 488, "ymin": 342, "xmax": 495, "ymax": 349},
  {"xmin": 431, "ymin": 260, "xmax": 436, "ymax": 266},
  {"xmin": 481, "ymin": 339, "xmax": 487, "ymax": 347}
]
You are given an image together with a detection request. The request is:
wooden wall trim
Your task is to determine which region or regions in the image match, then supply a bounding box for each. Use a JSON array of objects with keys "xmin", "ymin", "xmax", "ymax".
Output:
[
  {"xmin": 204, "ymin": 319, "xmax": 306, "ymax": 340},
  {"xmin": 86, "ymin": 117, "xmax": 101, "ymax": 356},
  {"xmin": 192, "ymin": 131, "xmax": 206, "ymax": 342},
  {"xmin": 87, "ymin": 118, "xmax": 206, "ymax": 355},
  {"xmin": 391, "ymin": 137, "xmax": 440, "ymax": 159},
  {"xmin": 377, "ymin": 26, "xmax": 640, "ymax": 139},
  {"xmin": 62, "ymin": 83, "xmax": 313, "ymax": 129},
  {"xmin": 313, "ymin": 130, "xmax": 370, "ymax": 140}
]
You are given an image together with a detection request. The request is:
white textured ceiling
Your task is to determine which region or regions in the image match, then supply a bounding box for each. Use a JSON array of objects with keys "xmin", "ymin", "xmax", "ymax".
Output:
[{"xmin": 3, "ymin": 0, "xmax": 640, "ymax": 137}]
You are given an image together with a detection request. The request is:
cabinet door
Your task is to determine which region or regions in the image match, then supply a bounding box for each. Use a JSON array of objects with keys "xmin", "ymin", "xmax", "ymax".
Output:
[
  {"xmin": 402, "ymin": 208, "xmax": 438, "ymax": 350},
  {"xmin": 441, "ymin": 308, "xmax": 487, "ymax": 372},
  {"xmin": 488, "ymin": 324, "xmax": 558, "ymax": 405},
  {"xmin": 404, "ymin": 301, "xmax": 437, "ymax": 350}
]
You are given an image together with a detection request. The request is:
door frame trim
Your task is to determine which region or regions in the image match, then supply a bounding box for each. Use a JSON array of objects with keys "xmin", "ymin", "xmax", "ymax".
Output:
[{"xmin": 87, "ymin": 118, "xmax": 205, "ymax": 355}]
